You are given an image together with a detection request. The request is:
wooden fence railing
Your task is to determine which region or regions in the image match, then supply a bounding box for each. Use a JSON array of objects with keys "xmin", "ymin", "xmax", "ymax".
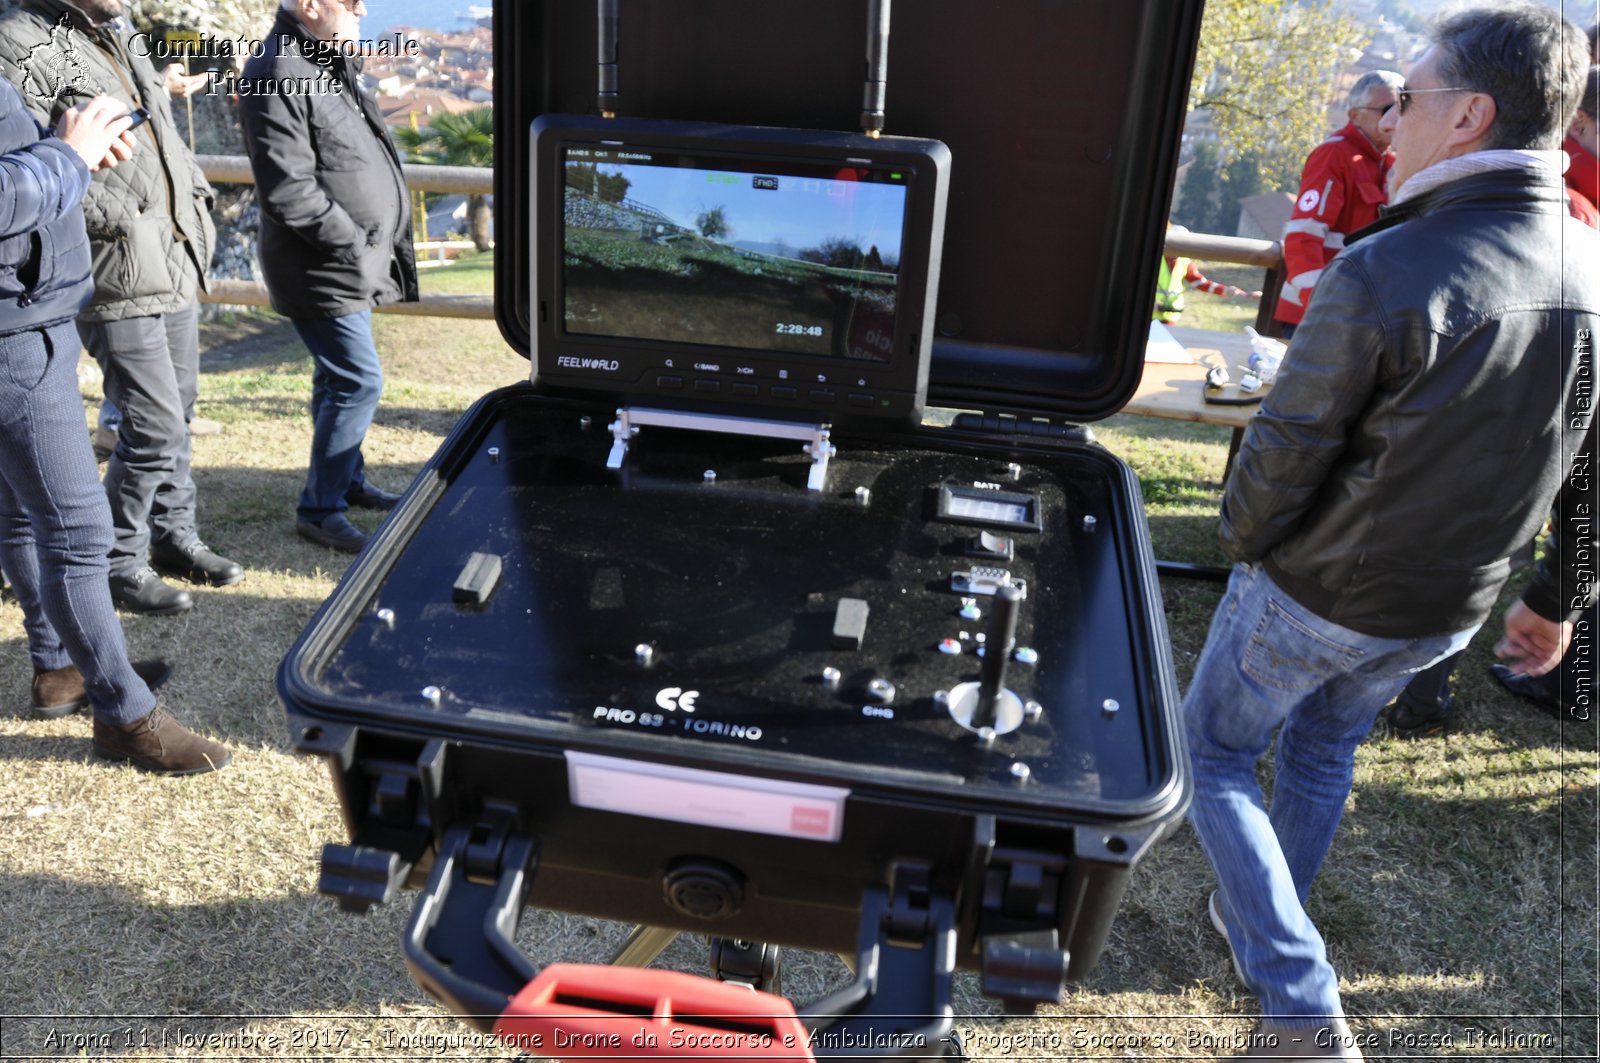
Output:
[
  {"xmin": 197, "ymin": 155, "xmax": 495, "ymax": 319},
  {"xmin": 197, "ymin": 156, "xmax": 1288, "ymax": 327}
]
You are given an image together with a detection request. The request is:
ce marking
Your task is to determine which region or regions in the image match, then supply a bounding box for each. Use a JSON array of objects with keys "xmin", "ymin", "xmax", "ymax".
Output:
[{"xmin": 655, "ymin": 687, "xmax": 699, "ymax": 712}]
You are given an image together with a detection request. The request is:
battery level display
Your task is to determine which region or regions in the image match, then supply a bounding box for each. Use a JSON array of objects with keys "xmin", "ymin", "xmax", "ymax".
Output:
[{"xmin": 932, "ymin": 483, "xmax": 1043, "ymax": 531}]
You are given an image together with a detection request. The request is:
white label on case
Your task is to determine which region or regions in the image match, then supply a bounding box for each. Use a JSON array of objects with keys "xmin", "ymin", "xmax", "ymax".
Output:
[{"xmin": 565, "ymin": 751, "xmax": 848, "ymax": 841}]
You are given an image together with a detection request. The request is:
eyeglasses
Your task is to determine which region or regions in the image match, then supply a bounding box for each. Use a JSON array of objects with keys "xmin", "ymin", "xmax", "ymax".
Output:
[{"xmin": 1396, "ymin": 86, "xmax": 1473, "ymax": 115}]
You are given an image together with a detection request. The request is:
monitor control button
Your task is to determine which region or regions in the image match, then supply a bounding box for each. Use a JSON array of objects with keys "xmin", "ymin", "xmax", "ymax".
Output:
[
  {"xmin": 656, "ymin": 375, "xmax": 684, "ymax": 390},
  {"xmin": 848, "ymin": 392, "xmax": 875, "ymax": 408},
  {"xmin": 771, "ymin": 385, "xmax": 798, "ymax": 400},
  {"xmin": 694, "ymin": 379, "xmax": 722, "ymax": 394},
  {"xmin": 732, "ymin": 383, "xmax": 759, "ymax": 397},
  {"xmin": 809, "ymin": 388, "xmax": 836, "ymax": 404}
]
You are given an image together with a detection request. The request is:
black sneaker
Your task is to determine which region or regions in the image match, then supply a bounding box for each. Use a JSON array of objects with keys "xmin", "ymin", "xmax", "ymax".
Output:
[
  {"xmin": 109, "ymin": 567, "xmax": 194, "ymax": 616},
  {"xmin": 296, "ymin": 513, "xmax": 369, "ymax": 553},
  {"xmin": 1385, "ymin": 691, "xmax": 1455, "ymax": 739},
  {"xmin": 149, "ymin": 539, "xmax": 244, "ymax": 587},
  {"xmin": 346, "ymin": 483, "xmax": 402, "ymax": 510},
  {"xmin": 1489, "ymin": 663, "xmax": 1563, "ymax": 715}
]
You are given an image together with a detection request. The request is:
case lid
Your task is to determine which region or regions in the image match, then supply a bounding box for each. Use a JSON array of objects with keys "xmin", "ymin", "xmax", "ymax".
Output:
[{"xmin": 493, "ymin": 1, "xmax": 1204, "ymax": 423}]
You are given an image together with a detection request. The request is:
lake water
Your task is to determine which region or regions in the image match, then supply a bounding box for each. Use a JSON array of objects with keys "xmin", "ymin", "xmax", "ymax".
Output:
[{"xmin": 367, "ymin": 0, "xmax": 487, "ymax": 35}]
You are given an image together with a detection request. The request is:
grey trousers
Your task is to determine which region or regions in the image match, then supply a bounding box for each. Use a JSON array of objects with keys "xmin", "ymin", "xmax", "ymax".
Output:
[{"xmin": 78, "ymin": 301, "xmax": 202, "ymax": 578}]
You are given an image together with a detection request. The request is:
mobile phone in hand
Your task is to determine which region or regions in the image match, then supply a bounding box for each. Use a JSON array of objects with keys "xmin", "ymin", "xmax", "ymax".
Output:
[{"xmin": 123, "ymin": 107, "xmax": 150, "ymax": 128}]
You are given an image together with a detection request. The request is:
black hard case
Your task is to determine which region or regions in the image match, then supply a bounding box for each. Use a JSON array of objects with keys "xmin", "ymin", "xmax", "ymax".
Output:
[{"xmin": 279, "ymin": 0, "xmax": 1202, "ymax": 1030}]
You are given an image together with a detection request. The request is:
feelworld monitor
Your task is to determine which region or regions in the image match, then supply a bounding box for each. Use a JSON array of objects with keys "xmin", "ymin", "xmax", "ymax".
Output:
[{"xmin": 531, "ymin": 115, "xmax": 950, "ymax": 423}]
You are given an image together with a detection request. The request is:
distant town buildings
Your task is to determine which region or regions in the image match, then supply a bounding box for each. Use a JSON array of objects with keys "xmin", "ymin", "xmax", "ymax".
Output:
[{"xmin": 364, "ymin": 23, "xmax": 493, "ymax": 129}]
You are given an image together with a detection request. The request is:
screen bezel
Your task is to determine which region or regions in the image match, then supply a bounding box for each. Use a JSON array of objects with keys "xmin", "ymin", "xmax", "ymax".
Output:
[{"xmin": 531, "ymin": 115, "xmax": 949, "ymax": 424}]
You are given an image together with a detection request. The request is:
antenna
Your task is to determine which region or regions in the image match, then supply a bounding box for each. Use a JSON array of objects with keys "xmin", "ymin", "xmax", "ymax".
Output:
[
  {"xmin": 598, "ymin": 0, "xmax": 619, "ymax": 117},
  {"xmin": 861, "ymin": 0, "xmax": 891, "ymax": 137}
]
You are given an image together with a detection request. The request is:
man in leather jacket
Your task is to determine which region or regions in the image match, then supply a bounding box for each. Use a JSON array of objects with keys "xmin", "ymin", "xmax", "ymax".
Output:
[
  {"xmin": 1183, "ymin": 6, "xmax": 1598, "ymax": 1057},
  {"xmin": 0, "ymin": 0, "xmax": 244, "ymax": 615},
  {"xmin": 236, "ymin": 0, "xmax": 419, "ymax": 554}
]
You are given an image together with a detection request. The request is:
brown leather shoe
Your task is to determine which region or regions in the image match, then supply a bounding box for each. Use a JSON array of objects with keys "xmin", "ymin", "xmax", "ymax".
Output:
[
  {"xmin": 92, "ymin": 706, "xmax": 231, "ymax": 775},
  {"xmin": 30, "ymin": 660, "xmax": 173, "ymax": 720}
]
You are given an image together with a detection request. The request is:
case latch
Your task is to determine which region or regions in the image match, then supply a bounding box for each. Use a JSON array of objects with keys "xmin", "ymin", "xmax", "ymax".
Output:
[
  {"xmin": 319, "ymin": 740, "xmax": 450, "ymax": 913},
  {"xmin": 977, "ymin": 846, "xmax": 1070, "ymax": 1012}
]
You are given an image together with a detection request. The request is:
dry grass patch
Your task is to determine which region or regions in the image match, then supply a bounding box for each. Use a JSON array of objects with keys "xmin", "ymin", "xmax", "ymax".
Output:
[{"xmin": 0, "ymin": 279, "xmax": 1594, "ymax": 1058}]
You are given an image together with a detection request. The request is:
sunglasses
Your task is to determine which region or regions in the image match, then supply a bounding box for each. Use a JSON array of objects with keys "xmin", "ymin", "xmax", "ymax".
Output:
[{"xmin": 1395, "ymin": 86, "xmax": 1472, "ymax": 115}]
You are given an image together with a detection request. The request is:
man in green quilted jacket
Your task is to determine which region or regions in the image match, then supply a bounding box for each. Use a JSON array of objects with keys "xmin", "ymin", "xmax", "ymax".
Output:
[{"xmin": 0, "ymin": 0, "xmax": 243, "ymax": 616}]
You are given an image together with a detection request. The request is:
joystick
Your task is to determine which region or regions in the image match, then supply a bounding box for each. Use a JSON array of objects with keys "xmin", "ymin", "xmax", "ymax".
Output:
[{"xmin": 946, "ymin": 585, "xmax": 1026, "ymax": 737}]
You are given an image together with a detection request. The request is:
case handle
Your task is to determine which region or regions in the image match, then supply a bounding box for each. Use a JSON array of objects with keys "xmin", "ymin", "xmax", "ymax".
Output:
[{"xmin": 495, "ymin": 964, "xmax": 814, "ymax": 1060}]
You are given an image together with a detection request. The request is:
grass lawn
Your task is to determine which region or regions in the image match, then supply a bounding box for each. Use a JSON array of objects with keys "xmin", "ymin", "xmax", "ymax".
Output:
[
  {"xmin": 0, "ymin": 250, "xmax": 1593, "ymax": 1059},
  {"xmin": 1171, "ymin": 264, "xmax": 1274, "ymax": 335}
]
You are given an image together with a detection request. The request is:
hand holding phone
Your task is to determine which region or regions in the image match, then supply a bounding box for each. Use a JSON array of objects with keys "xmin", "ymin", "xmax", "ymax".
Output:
[{"xmin": 54, "ymin": 96, "xmax": 140, "ymax": 171}]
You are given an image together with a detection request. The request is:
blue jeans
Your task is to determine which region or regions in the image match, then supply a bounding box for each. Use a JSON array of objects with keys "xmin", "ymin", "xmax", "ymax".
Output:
[
  {"xmin": 79, "ymin": 302, "xmax": 202, "ymax": 577},
  {"xmin": 0, "ymin": 320, "xmax": 155, "ymax": 724},
  {"xmin": 291, "ymin": 311, "xmax": 383, "ymax": 523},
  {"xmin": 1184, "ymin": 563, "xmax": 1475, "ymax": 1024}
]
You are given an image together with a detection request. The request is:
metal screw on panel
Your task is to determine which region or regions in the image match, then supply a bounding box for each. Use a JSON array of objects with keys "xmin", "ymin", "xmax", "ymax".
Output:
[
  {"xmin": 375, "ymin": 608, "xmax": 395, "ymax": 629},
  {"xmin": 487, "ymin": 446, "xmax": 501, "ymax": 464},
  {"xmin": 635, "ymin": 643, "xmax": 655, "ymax": 667},
  {"xmin": 1102, "ymin": 698, "xmax": 1121, "ymax": 716},
  {"xmin": 975, "ymin": 726, "xmax": 996, "ymax": 749},
  {"xmin": 1009, "ymin": 761, "xmax": 1032, "ymax": 782},
  {"xmin": 933, "ymin": 689, "xmax": 950, "ymax": 707},
  {"xmin": 821, "ymin": 666, "xmax": 842, "ymax": 692},
  {"xmin": 854, "ymin": 486, "xmax": 872, "ymax": 506},
  {"xmin": 703, "ymin": 470, "xmax": 717, "ymax": 483},
  {"xmin": 579, "ymin": 415, "xmax": 593, "ymax": 430},
  {"xmin": 866, "ymin": 677, "xmax": 896, "ymax": 704},
  {"xmin": 1006, "ymin": 462, "xmax": 1022, "ymax": 480},
  {"xmin": 1024, "ymin": 699, "xmax": 1043, "ymax": 722},
  {"xmin": 1083, "ymin": 514, "xmax": 1097, "ymax": 532},
  {"xmin": 422, "ymin": 686, "xmax": 442, "ymax": 708}
]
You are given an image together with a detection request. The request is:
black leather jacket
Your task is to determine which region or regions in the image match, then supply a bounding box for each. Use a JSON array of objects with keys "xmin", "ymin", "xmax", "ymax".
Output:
[{"xmin": 1221, "ymin": 167, "xmax": 1599, "ymax": 637}]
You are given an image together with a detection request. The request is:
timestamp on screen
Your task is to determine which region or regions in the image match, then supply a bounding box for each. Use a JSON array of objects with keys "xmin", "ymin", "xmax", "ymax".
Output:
[{"xmin": 775, "ymin": 322, "xmax": 825, "ymax": 337}]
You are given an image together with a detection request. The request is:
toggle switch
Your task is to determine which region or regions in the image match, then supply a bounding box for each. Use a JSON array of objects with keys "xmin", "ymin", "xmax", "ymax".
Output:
[{"xmin": 966, "ymin": 529, "xmax": 1014, "ymax": 562}]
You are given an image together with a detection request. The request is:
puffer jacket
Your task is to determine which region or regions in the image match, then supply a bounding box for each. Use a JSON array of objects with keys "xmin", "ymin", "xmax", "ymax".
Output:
[
  {"xmin": 236, "ymin": 8, "xmax": 418, "ymax": 319},
  {"xmin": 0, "ymin": 74, "xmax": 92, "ymax": 334},
  {"xmin": 0, "ymin": 0, "xmax": 214, "ymax": 323},
  {"xmin": 1221, "ymin": 167, "xmax": 1600, "ymax": 637}
]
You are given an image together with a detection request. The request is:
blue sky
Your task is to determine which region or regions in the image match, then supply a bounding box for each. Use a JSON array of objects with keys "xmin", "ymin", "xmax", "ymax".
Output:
[{"xmin": 589, "ymin": 161, "xmax": 907, "ymax": 256}]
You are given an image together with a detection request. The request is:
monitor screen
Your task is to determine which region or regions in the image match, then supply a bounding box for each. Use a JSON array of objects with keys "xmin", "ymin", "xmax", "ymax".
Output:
[
  {"xmin": 532, "ymin": 116, "xmax": 949, "ymax": 423},
  {"xmin": 563, "ymin": 146, "xmax": 908, "ymax": 363}
]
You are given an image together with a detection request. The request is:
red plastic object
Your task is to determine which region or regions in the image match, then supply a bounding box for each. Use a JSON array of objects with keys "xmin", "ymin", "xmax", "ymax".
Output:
[{"xmin": 495, "ymin": 964, "xmax": 816, "ymax": 1060}]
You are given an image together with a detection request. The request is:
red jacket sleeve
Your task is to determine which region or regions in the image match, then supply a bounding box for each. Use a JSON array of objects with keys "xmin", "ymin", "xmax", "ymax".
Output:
[{"xmin": 1278, "ymin": 142, "xmax": 1348, "ymax": 318}]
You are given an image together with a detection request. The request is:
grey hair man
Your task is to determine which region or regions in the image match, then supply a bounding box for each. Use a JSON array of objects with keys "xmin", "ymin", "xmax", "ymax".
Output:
[
  {"xmin": 1186, "ymin": 4, "xmax": 1595, "ymax": 1058},
  {"xmin": 235, "ymin": 0, "xmax": 418, "ymax": 554},
  {"xmin": 1272, "ymin": 68, "xmax": 1403, "ymax": 334},
  {"xmin": 0, "ymin": 0, "xmax": 244, "ymax": 615}
]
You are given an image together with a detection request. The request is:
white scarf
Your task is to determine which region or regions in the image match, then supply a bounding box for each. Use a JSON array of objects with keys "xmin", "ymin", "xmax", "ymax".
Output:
[{"xmin": 1389, "ymin": 148, "xmax": 1568, "ymax": 206}]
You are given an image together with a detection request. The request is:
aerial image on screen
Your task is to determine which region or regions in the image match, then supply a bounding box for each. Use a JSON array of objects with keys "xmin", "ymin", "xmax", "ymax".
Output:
[{"xmin": 563, "ymin": 146, "xmax": 908, "ymax": 361}]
